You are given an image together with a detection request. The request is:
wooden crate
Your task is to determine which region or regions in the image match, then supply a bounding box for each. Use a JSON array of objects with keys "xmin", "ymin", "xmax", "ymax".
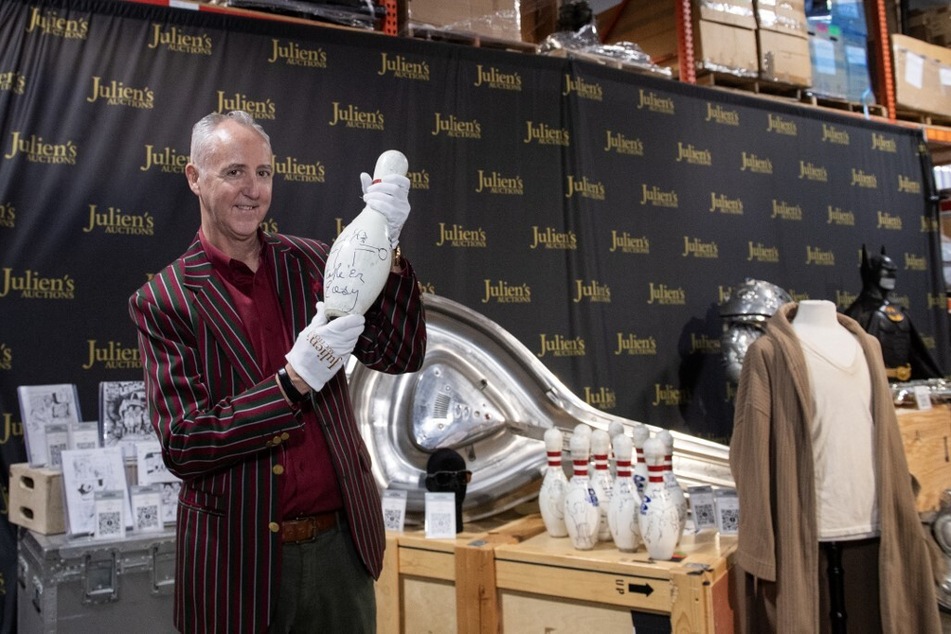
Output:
[
  {"xmin": 493, "ymin": 529, "xmax": 737, "ymax": 633},
  {"xmin": 9, "ymin": 463, "xmax": 67, "ymax": 534},
  {"xmin": 896, "ymin": 404, "xmax": 951, "ymax": 514},
  {"xmin": 375, "ymin": 511, "xmax": 546, "ymax": 634}
]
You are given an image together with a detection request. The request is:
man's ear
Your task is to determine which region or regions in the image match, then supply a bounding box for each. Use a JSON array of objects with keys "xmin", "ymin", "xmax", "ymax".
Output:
[{"xmin": 185, "ymin": 163, "xmax": 200, "ymax": 195}]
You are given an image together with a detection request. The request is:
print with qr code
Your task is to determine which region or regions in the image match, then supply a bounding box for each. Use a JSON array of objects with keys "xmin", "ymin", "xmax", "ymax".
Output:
[
  {"xmin": 98, "ymin": 511, "xmax": 122, "ymax": 536},
  {"xmin": 719, "ymin": 508, "xmax": 738, "ymax": 532},
  {"xmin": 383, "ymin": 507, "xmax": 402, "ymax": 531},
  {"xmin": 136, "ymin": 504, "xmax": 161, "ymax": 529},
  {"xmin": 694, "ymin": 502, "xmax": 715, "ymax": 526}
]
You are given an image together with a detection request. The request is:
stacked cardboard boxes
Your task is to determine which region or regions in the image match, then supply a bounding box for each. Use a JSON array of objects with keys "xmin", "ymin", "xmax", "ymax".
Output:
[
  {"xmin": 407, "ymin": 0, "xmax": 557, "ymax": 44},
  {"xmin": 755, "ymin": 0, "xmax": 812, "ymax": 85},
  {"xmin": 892, "ymin": 33, "xmax": 951, "ymax": 117},
  {"xmin": 907, "ymin": 5, "xmax": 951, "ymax": 48}
]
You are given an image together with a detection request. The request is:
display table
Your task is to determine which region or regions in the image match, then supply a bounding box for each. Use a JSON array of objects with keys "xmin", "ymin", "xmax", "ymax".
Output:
[
  {"xmin": 895, "ymin": 404, "xmax": 951, "ymax": 514},
  {"xmin": 374, "ymin": 511, "xmax": 736, "ymax": 633}
]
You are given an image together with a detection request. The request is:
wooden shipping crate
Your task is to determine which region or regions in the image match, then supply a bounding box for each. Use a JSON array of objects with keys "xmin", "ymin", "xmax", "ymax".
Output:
[
  {"xmin": 374, "ymin": 512, "xmax": 545, "ymax": 634},
  {"xmin": 896, "ymin": 404, "xmax": 951, "ymax": 514},
  {"xmin": 493, "ymin": 529, "xmax": 737, "ymax": 633}
]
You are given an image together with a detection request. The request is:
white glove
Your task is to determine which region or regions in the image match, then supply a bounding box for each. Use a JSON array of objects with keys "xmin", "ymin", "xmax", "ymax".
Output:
[
  {"xmin": 285, "ymin": 302, "xmax": 365, "ymax": 392},
  {"xmin": 360, "ymin": 172, "xmax": 410, "ymax": 249}
]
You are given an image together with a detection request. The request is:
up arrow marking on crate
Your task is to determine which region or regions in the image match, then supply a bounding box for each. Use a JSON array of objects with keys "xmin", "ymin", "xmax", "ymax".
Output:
[{"xmin": 628, "ymin": 582, "xmax": 654, "ymax": 596}]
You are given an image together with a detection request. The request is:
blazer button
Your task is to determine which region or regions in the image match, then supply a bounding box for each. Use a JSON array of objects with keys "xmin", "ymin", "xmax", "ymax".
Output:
[
  {"xmin": 281, "ymin": 432, "xmax": 290, "ymax": 441},
  {"xmin": 268, "ymin": 521, "xmax": 280, "ymax": 533},
  {"xmin": 272, "ymin": 435, "xmax": 282, "ymax": 445},
  {"xmin": 273, "ymin": 464, "xmax": 285, "ymax": 475}
]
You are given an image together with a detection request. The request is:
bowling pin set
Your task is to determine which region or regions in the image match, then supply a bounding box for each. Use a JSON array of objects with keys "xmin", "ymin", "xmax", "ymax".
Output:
[{"xmin": 539, "ymin": 422, "xmax": 687, "ymax": 560}]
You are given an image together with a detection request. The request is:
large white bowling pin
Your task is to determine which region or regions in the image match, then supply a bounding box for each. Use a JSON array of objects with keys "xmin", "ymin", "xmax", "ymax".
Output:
[
  {"xmin": 590, "ymin": 429, "xmax": 614, "ymax": 542},
  {"xmin": 563, "ymin": 427, "xmax": 599, "ymax": 551},
  {"xmin": 631, "ymin": 423, "xmax": 650, "ymax": 495},
  {"xmin": 657, "ymin": 429, "xmax": 687, "ymax": 539},
  {"xmin": 323, "ymin": 150, "xmax": 408, "ymax": 318},
  {"xmin": 638, "ymin": 437, "xmax": 681, "ymax": 560},
  {"xmin": 539, "ymin": 428, "xmax": 569, "ymax": 538},
  {"xmin": 608, "ymin": 434, "xmax": 641, "ymax": 552}
]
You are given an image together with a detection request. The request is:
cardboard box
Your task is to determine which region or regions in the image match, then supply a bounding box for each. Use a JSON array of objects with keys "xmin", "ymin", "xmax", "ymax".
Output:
[
  {"xmin": 892, "ymin": 33, "xmax": 951, "ymax": 116},
  {"xmin": 695, "ymin": 19, "xmax": 759, "ymax": 77},
  {"xmin": 408, "ymin": 0, "xmax": 557, "ymax": 44},
  {"xmin": 908, "ymin": 5, "xmax": 951, "ymax": 47},
  {"xmin": 695, "ymin": 0, "xmax": 758, "ymax": 30},
  {"xmin": 755, "ymin": 0, "xmax": 808, "ymax": 36},
  {"xmin": 759, "ymin": 27, "xmax": 813, "ymax": 85},
  {"xmin": 9, "ymin": 462, "xmax": 139, "ymax": 535}
]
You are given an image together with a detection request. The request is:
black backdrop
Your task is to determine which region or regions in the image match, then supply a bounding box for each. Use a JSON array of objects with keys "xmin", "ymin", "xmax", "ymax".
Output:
[{"xmin": 0, "ymin": 0, "xmax": 947, "ymax": 629}]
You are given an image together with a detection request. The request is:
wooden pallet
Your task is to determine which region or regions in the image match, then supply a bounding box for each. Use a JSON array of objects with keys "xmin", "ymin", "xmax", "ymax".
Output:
[
  {"xmin": 695, "ymin": 70, "xmax": 806, "ymax": 101},
  {"xmin": 409, "ymin": 24, "xmax": 537, "ymax": 54},
  {"xmin": 800, "ymin": 92, "xmax": 889, "ymax": 119}
]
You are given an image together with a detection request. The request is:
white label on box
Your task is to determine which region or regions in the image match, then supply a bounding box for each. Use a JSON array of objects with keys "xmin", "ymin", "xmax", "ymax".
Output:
[
  {"xmin": 904, "ymin": 51, "xmax": 925, "ymax": 89},
  {"xmin": 424, "ymin": 492, "xmax": 457, "ymax": 539},
  {"xmin": 845, "ymin": 45, "xmax": 866, "ymax": 66},
  {"xmin": 940, "ymin": 67, "xmax": 951, "ymax": 88},
  {"xmin": 381, "ymin": 489, "xmax": 408, "ymax": 532},
  {"xmin": 812, "ymin": 39, "xmax": 836, "ymax": 75}
]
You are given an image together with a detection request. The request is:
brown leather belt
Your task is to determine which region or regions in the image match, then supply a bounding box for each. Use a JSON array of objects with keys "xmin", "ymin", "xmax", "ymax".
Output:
[{"xmin": 281, "ymin": 511, "xmax": 343, "ymax": 543}]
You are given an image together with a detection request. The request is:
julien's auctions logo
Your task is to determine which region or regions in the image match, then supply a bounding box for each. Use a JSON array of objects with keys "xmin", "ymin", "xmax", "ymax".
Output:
[
  {"xmin": 268, "ymin": 39, "xmax": 327, "ymax": 67},
  {"xmin": 475, "ymin": 170, "xmax": 523, "ymax": 195},
  {"xmin": 771, "ymin": 200, "xmax": 802, "ymax": 221},
  {"xmin": 329, "ymin": 103, "xmax": 384, "ymax": 130},
  {"xmin": 689, "ymin": 333, "xmax": 720, "ymax": 354},
  {"xmin": 26, "ymin": 7, "xmax": 88, "ymax": 39},
  {"xmin": 821, "ymin": 124, "xmax": 849, "ymax": 145},
  {"xmin": 740, "ymin": 152, "xmax": 772, "ymax": 174},
  {"xmin": 647, "ymin": 283, "xmax": 685, "ymax": 305},
  {"xmin": 682, "ymin": 237, "xmax": 718, "ymax": 258},
  {"xmin": 87, "ymin": 77, "xmax": 154, "ymax": 109},
  {"xmin": 217, "ymin": 92, "xmax": 275, "ymax": 120},
  {"xmin": 850, "ymin": 169, "xmax": 878, "ymax": 188},
  {"xmin": 0, "ymin": 71, "xmax": 26, "ymax": 95},
  {"xmin": 140, "ymin": 145, "xmax": 188, "ymax": 173},
  {"xmin": 0, "ymin": 344, "xmax": 11, "ymax": 370},
  {"xmin": 536, "ymin": 334, "xmax": 585, "ymax": 358},
  {"xmin": 921, "ymin": 216, "xmax": 939, "ymax": 233},
  {"xmin": 473, "ymin": 65, "xmax": 521, "ymax": 91},
  {"xmin": 436, "ymin": 223, "xmax": 486, "ymax": 247},
  {"xmin": 603, "ymin": 131, "xmax": 643, "ymax": 155},
  {"xmin": 871, "ymin": 133, "xmax": 897, "ymax": 153},
  {"xmin": 766, "ymin": 114, "xmax": 797, "ymax": 136},
  {"xmin": 432, "ymin": 113, "xmax": 481, "ymax": 139},
  {"xmin": 584, "ymin": 387, "xmax": 616, "ymax": 410},
  {"xmin": 573, "ymin": 279, "xmax": 610, "ymax": 303},
  {"xmin": 805, "ymin": 246, "xmax": 835, "ymax": 266},
  {"xmin": 0, "ymin": 412, "xmax": 23, "ymax": 445},
  {"xmin": 523, "ymin": 121, "xmax": 569, "ymax": 145},
  {"xmin": 148, "ymin": 24, "xmax": 212, "ymax": 54},
  {"xmin": 827, "ymin": 205, "xmax": 855, "ymax": 226},
  {"xmin": 639, "ymin": 185, "xmax": 677, "ymax": 208},
  {"xmin": 409, "ymin": 170, "xmax": 430, "ymax": 190},
  {"xmin": 609, "ymin": 231, "xmax": 649, "ymax": 254},
  {"xmin": 652, "ymin": 383, "xmax": 688, "ymax": 406},
  {"xmin": 904, "ymin": 253, "xmax": 927, "ymax": 271},
  {"xmin": 378, "ymin": 53, "xmax": 429, "ymax": 80},
  {"xmin": 562, "ymin": 75, "xmax": 603, "ymax": 100},
  {"xmin": 84, "ymin": 204, "xmax": 154, "ymax": 235},
  {"xmin": 530, "ymin": 226, "xmax": 576, "ymax": 250},
  {"xmin": 898, "ymin": 175, "xmax": 921, "ymax": 194},
  {"xmin": 709, "ymin": 193, "xmax": 742, "ymax": 215},
  {"xmin": 636, "ymin": 90, "xmax": 674, "ymax": 114},
  {"xmin": 614, "ymin": 333, "xmax": 657, "ymax": 355},
  {"xmin": 798, "ymin": 161, "xmax": 828, "ymax": 182},
  {"xmin": 748, "ymin": 242, "xmax": 780, "ymax": 263},
  {"xmin": 482, "ymin": 279, "xmax": 531, "ymax": 303},
  {"xmin": 83, "ymin": 340, "xmax": 141, "ymax": 370},
  {"xmin": 877, "ymin": 212, "xmax": 902, "ymax": 230},
  {"xmin": 705, "ymin": 103, "xmax": 739, "ymax": 126},
  {"xmin": 3, "ymin": 132, "xmax": 77, "ymax": 164},
  {"xmin": 273, "ymin": 155, "xmax": 325, "ymax": 183},
  {"xmin": 675, "ymin": 143, "xmax": 712, "ymax": 166},
  {"xmin": 0, "ymin": 202, "xmax": 14, "ymax": 228},
  {"xmin": 565, "ymin": 176, "xmax": 605, "ymax": 200},
  {"xmin": 835, "ymin": 290, "xmax": 856, "ymax": 309},
  {"xmin": 0, "ymin": 268, "xmax": 75, "ymax": 299},
  {"xmin": 929, "ymin": 293, "xmax": 945, "ymax": 309}
]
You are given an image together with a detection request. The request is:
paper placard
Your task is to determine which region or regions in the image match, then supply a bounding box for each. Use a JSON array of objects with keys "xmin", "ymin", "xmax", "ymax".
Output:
[
  {"xmin": 714, "ymin": 488, "xmax": 739, "ymax": 535},
  {"xmin": 688, "ymin": 485, "xmax": 717, "ymax": 531},
  {"xmin": 130, "ymin": 484, "xmax": 164, "ymax": 533},
  {"xmin": 914, "ymin": 385, "xmax": 933, "ymax": 410},
  {"xmin": 382, "ymin": 489, "xmax": 408, "ymax": 532},
  {"xmin": 94, "ymin": 490, "xmax": 126, "ymax": 540},
  {"xmin": 424, "ymin": 492, "xmax": 457, "ymax": 539}
]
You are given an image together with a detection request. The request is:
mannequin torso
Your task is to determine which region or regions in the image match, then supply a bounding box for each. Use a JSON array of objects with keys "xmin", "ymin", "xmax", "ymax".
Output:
[{"xmin": 791, "ymin": 300, "xmax": 858, "ymax": 367}]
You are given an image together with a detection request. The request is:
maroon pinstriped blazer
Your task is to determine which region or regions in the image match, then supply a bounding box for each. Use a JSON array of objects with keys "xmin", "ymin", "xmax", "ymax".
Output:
[{"xmin": 129, "ymin": 231, "xmax": 426, "ymax": 633}]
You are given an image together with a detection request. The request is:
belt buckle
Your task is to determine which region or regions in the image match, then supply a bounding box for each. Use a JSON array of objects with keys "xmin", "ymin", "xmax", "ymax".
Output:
[{"xmin": 286, "ymin": 517, "xmax": 318, "ymax": 544}]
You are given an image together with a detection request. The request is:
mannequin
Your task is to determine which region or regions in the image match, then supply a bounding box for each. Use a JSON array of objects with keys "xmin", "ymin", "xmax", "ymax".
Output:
[
  {"xmin": 729, "ymin": 300, "xmax": 939, "ymax": 633},
  {"xmin": 791, "ymin": 300, "xmax": 879, "ymax": 633}
]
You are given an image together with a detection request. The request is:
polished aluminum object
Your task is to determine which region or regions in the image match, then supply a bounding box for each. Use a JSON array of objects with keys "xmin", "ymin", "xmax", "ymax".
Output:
[
  {"xmin": 348, "ymin": 293, "xmax": 734, "ymax": 523},
  {"xmin": 719, "ymin": 278, "xmax": 793, "ymax": 383}
]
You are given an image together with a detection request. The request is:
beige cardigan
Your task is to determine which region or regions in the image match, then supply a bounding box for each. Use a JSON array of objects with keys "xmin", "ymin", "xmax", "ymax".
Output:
[{"xmin": 730, "ymin": 303, "xmax": 939, "ymax": 633}]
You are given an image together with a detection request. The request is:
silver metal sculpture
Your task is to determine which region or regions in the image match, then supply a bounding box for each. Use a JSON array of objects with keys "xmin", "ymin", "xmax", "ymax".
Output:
[
  {"xmin": 719, "ymin": 278, "xmax": 793, "ymax": 383},
  {"xmin": 349, "ymin": 293, "xmax": 733, "ymax": 523}
]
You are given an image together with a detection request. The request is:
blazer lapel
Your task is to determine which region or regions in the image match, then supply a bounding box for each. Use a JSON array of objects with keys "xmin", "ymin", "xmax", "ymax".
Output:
[
  {"xmin": 267, "ymin": 233, "xmax": 312, "ymax": 337},
  {"xmin": 181, "ymin": 238, "xmax": 262, "ymax": 388}
]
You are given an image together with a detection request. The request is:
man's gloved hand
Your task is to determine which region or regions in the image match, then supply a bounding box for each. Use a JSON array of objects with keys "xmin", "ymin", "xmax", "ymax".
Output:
[
  {"xmin": 360, "ymin": 172, "xmax": 411, "ymax": 249},
  {"xmin": 285, "ymin": 302, "xmax": 365, "ymax": 392}
]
